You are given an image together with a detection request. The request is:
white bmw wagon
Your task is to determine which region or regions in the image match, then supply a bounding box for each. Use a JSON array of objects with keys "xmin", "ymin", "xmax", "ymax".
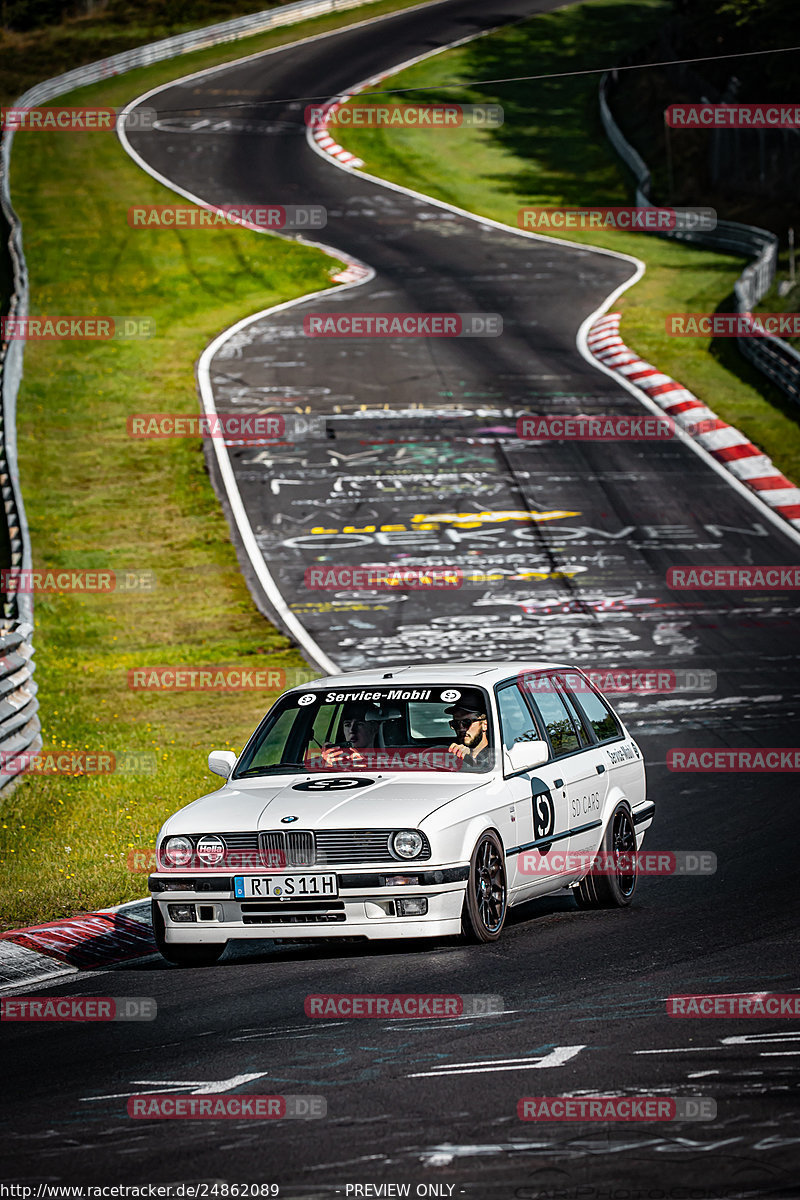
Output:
[{"xmin": 150, "ymin": 661, "xmax": 654, "ymax": 965}]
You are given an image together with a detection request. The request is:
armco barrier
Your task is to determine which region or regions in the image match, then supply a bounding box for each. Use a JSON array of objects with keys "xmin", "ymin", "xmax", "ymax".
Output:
[
  {"xmin": 0, "ymin": 622, "xmax": 40, "ymax": 786},
  {"xmin": 599, "ymin": 70, "xmax": 800, "ymax": 405},
  {"xmin": 0, "ymin": 0, "xmax": 395, "ymax": 789}
]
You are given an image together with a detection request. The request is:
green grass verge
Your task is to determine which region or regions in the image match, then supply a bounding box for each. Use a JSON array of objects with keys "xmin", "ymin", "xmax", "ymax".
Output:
[
  {"xmin": 0, "ymin": 0, "xmax": 436, "ymax": 931},
  {"xmin": 335, "ymin": 0, "xmax": 800, "ymax": 480}
]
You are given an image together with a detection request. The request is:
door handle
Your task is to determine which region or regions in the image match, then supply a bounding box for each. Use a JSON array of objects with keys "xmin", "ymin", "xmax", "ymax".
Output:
[
  {"xmin": 554, "ymin": 778, "xmax": 564, "ymax": 788},
  {"xmin": 596, "ymin": 764, "xmax": 606, "ymax": 774}
]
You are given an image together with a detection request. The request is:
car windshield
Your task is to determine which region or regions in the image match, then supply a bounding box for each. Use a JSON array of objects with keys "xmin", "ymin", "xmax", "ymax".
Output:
[{"xmin": 234, "ymin": 684, "xmax": 495, "ymax": 778}]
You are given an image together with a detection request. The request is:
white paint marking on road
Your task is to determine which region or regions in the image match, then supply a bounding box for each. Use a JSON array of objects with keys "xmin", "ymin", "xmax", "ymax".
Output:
[
  {"xmin": 383, "ymin": 1009, "xmax": 520, "ymax": 1031},
  {"xmin": 722, "ymin": 1031, "xmax": 800, "ymax": 1045},
  {"xmin": 230, "ymin": 1032, "xmax": 320, "ymax": 1042},
  {"xmin": 634, "ymin": 1047, "xmax": 720, "ymax": 1054},
  {"xmin": 408, "ymin": 1045, "xmax": 585, "ymax": 1078},
  {"xmin": 82, "ymin": 1072, "xmax": 268, "ymax": 1101}
]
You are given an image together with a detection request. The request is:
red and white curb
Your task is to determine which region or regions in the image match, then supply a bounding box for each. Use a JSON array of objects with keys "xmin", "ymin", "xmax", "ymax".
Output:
[
  {"xmin": 307, "ymin": 62, "xmax": 401, "ymax": 172},
  {"xmin": 587, "ymin": 313, "xmax": 800, "ymax": 530},
  {"xmin": 0, "ymin": 899, "xmax": 155, "ymax": 989},
  {"xmin": 309, "ymin": 97, "xmax": 366, "ymax": 169},
  {"xmin": 330, "ymin": 261, "xmax": 371, "ymax": 284},
  {"xmin": 308, "ymin": 90, "xmax": 379, "ymax": 285}
]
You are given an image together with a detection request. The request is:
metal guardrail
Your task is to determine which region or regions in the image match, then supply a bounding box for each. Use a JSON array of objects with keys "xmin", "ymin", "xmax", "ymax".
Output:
[
  {"xmin": 0, "ymin": 623, "xmax": 40, "ymax": 774},
  {"xmin": 0, "ymin": 0, "xmax": 392, "ymax": 790},
  {"xmin": 599, "ymin": 71, "xmax": 800, "ymax": 405}
]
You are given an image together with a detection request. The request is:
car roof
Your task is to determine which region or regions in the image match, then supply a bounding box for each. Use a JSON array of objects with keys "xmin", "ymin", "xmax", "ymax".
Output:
[{"xmin": 288, "ymin": 660, "xmax": 579, "ymax": 691}]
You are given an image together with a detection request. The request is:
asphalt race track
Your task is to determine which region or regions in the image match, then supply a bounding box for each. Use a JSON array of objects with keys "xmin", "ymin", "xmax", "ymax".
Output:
[{"xmin": 4, "ymin": 1, "xmax": 800, "ymax": 1196}]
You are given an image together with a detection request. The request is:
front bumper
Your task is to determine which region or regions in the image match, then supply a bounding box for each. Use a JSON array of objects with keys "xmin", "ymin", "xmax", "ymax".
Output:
[{"xmin": 149, "ymin": 868, "xmax": 469, "ymax": 941}]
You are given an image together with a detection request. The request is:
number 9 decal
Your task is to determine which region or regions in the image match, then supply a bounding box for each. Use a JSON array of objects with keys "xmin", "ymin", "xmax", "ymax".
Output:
[{"xmin": 533, "ymin": 788, "xmax": 555, "ymax": 841}]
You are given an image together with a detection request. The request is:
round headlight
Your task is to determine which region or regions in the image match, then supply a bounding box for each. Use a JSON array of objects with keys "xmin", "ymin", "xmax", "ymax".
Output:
[
  {"xmin": 391, "ymin": 830, "xmax": 424, "ymax": 859},
  {"xmin": 162, "ymin": 835, "xmax": 193, "ymax": 867},
  {"xmin": 196, "ymin": 836, "xmax": 225, "ymax": 866}
]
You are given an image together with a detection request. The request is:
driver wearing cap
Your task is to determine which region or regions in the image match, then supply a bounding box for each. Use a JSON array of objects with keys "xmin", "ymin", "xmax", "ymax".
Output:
[{"xmin": 446, "ymin": 690, "xmax": 491, "ymax": 768}]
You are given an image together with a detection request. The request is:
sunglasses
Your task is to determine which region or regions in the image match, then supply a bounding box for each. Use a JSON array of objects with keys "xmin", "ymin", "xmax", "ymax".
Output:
[{"xmin": 449, "ymin": 716, "xmax": 483, "ymax": 729}]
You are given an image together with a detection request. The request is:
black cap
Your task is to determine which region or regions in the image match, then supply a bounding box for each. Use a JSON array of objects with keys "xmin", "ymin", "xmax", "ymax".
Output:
[{"xmin": 444, "ymin": 689, "xmax": 487, "ymax": 716}]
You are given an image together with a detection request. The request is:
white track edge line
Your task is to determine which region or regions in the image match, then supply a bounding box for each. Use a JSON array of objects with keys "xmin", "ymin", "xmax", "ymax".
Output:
[
  {"xmin": 114, "ymin": 7, "xmax": 642, "ymax": 673},
  {"xmin": 304, "ymin": 38, "xmax": 800, "ymax": 549},
  {"xmin": 117, "ymin": 9, "xmax": 481, "ymax": 670},
  {"xmin": 120, "ymin": 0, "xmax": 800, "ymax": 681}
]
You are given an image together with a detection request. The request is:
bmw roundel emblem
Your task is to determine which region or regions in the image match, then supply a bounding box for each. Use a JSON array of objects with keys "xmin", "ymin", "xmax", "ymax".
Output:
[{"xmin": 281, "ymin": 815, "xmax": 298, "ymax": 823}]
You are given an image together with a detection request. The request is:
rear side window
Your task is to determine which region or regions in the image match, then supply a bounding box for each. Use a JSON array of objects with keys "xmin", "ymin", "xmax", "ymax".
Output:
[
  {"xmin": 571, "ymin": 683, "xmax": 622, "ymax": 743},
  {"xmin": 556, "ymin": 679, "xmax": 592, "ymax": 747}
]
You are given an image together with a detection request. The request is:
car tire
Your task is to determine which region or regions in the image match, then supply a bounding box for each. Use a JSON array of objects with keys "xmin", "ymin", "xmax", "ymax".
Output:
[
  {"xmin": 151, "ymin": 899, "xmax": 227, "ymax": 967},
  {"xmin": 574, "ymin": 801, "xmax": 638, "ymax": 909},
  {"xmin": 461, "ymin": 831, "xmax": 507, "ymax": 943}
]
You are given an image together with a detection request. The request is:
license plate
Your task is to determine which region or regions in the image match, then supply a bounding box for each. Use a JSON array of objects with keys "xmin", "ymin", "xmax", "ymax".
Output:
[{"xmin": 234, "ymin": 874, "xmax": 338, "ymax": 900}]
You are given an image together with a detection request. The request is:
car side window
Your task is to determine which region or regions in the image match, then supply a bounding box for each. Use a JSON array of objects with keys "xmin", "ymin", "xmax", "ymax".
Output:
[
  {"xmin": 497, "ymin": 684, "xmax": 541, "ymax": 752},
  {"xmin": 555, "ymin": 677, "xmax": 592, "ymax": 747},
  {"xmin": 529, "ymin": 683, "xmax": 581, "ymax": 757},
  {"xmin": 241, "ymin": 707, "xmax": 303, "ymax": 771},
  {"xmin": 571, "ymin": 683, "xmax": 622, "ymax": 743}
]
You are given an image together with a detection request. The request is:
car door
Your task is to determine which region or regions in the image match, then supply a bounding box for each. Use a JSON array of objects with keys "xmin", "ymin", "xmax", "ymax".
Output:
[
  {"xmin": 562, "ymin": 672, "xmax": 643, "ymax": 853},
  {"xmin": 495, "ymin": 680, "xmax": 570, "ymax": 898},
  {"xmin": 549, "ymin": 672, "xmax": 611, "ymax": 858},
  {"xmin": 522, "ymin": 674, "xmax": 606, "ymax": 866}
]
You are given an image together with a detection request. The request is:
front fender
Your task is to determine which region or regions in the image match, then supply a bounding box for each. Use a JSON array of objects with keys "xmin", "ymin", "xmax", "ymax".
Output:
[{"xmin": 421, "ymin": 779, "xmax": 510, "ymax": 866}]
